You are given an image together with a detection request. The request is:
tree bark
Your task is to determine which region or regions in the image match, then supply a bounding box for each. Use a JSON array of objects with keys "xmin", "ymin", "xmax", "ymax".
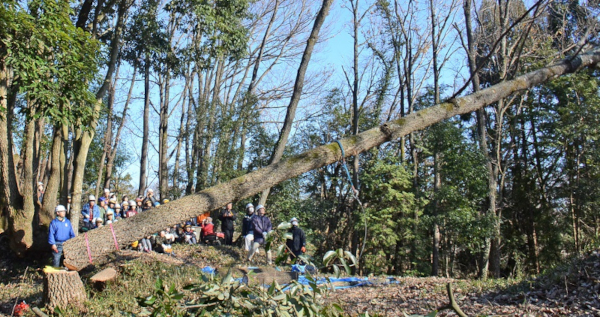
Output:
[
  {"xmin": 40, "ymin": 125, "xmax": 64, "ymax": 226},
  {"xmin": 104, "ymin": 68, "xmax": 135, "ymax": 191},
  {"xmin": 62, "ymin": 48, "xmax": 600, "ymax": 271},
  {"xmin": 139, "ymin": 54, "xmax": 150, "ymax": 196},
  {"xmin": 70, "ymin": 0, "xmax": 127, "ymax": 231},
  {"xmin": 43, "ymin": 270, "xmax": 86, "ymax": 311},
  {"xmin": 258, "ymin": 0, "xmax": 334, "ymax": 206}
]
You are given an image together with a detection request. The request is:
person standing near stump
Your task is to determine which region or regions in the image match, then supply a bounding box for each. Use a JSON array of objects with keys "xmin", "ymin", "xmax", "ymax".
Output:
[
  {"xmin": 48, "ymin": 205, "xmax": 75, "ymax": 268},
  {"xmin": 218, "ymin": 202, "xmax": 236, "ymax": 245}
]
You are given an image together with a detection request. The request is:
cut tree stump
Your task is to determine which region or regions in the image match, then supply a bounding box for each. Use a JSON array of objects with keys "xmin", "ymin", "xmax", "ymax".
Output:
[
  {"xmin": 90, "ymin": 268, "xmax": 117, "ymax": 290},
  {"xmin": 43, "ymin": 268, "xmax": 86, "ymax": 311}
]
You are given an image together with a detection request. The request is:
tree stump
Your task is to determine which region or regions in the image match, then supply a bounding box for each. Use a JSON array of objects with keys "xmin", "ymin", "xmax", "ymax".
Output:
[{"xmin": 43, "ymin": 268, "xmax": 86, "ymax": 311}]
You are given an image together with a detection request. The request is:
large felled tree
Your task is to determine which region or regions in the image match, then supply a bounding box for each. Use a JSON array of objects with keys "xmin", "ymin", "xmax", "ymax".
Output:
[{"xmin": 62, "ymin": 48, "xmax": 600, "ymax": 271}]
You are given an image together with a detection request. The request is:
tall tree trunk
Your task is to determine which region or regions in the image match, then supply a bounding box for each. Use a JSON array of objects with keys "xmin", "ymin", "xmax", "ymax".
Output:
[
  {"xmin": 70, "ymin": 0, "xmax": 127, "ymax": 233},
  {"xmin": 139, "ymin": 55, "xmax": 150, "ymax": 196},
  {"xmin": 159, "ymin": 71, "xmax": 171, "ymax": 199},
  {"xmin": 96, "ymin": 75, "xmax": 116, "ymax": 197},
  {"xmin": 258, "ymin": 0, "xmax": 334, "ymax": 206},
  {"xmin": 104, "ymin": 68, "xmax": 135, "ymax": 191},
  {"xmin": 39, "ymin": 124, "xmax": 64, "ymax": 226},
  {"xmin": 0, "ymin": 63, "xmax": 27, "ymax": 253},
  {"xmin": 430, "ymin": 0, "xmax": 441, "ymax": 277}
]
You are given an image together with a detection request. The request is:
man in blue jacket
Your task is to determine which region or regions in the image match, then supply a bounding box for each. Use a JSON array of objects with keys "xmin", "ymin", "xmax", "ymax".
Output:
[
  {"xmin": 48, "ymin": 205, "xmax": 75, "ymax": 268},
  {"xmin": 81, "ymin": 195, "xmax": 100, "ymax": 230},
  {"xmin": 248, "ymin": 205, "xmax": 272, "ymax": 264}
]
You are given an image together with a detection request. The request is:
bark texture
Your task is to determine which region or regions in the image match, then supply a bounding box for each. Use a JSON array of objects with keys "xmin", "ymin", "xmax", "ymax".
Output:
[
  {"xmin": 62, "ymin": 49, "xmax": 600, "ymax": 271},
  {"xmin": 43, "ymin": 270, "xmax": 86, "ymax": 311}
]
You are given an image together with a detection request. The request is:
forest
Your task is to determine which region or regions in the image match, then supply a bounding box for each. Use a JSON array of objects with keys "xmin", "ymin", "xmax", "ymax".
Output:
[{"xmin": 1, "ymin": 0, "xmax": 600, "ymax": 300}]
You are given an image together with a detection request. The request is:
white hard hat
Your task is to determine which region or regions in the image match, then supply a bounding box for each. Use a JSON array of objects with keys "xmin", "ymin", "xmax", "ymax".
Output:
[
  {"xmin": 114, "ymin": 203, "xmax": 121, "ymax": 209},
  {"xmin": 106, "ymin": 209, "xmax": 114, "ymax": 215},
  {"xmin": 104, "ymin": 188, "xmax": 110, "ymax": 193},
  {"xmin": 55, "ymin": 205, "xmax": 66, "ymax": 213},
  {"xmin": 94, "ymin": 218, "xmax": 103, "ymax": 223},
  {"xmin": 122, "ymin": 201, "xmax": 129, "ymax": 206},
  {"xmin": 89, "ymin": 195, "xmax": 96, "ymax": 201},
  {"xmin": 256, "ymin": 205, "xmax": 265, "ymax": 211},
  {"xmin": 290, "ymin": 217, "xmax": 298, "ymax": 223},
  {"xmin": 147, "ymin": 188, "xmax": 154, "ymax": 193},
  {"xmin": 246, "ymin": 203, "xmax": 254, "ymax": 209}
]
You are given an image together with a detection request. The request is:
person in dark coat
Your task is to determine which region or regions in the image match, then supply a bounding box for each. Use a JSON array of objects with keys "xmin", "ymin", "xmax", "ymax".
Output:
[
  {"xmin": 248, "ymin": 205, "xmax": 272, "ymax": 264},
  {"xmin": 241, "ymin": 203, "xmax": 255, "ymax": 253},
  {"xmin": 286, "ymin": 217, "xmax": 307, "ymax": 263},
  {"xmin": 218, "ymin": 202, "xmax": 236, "ymax": 245}
]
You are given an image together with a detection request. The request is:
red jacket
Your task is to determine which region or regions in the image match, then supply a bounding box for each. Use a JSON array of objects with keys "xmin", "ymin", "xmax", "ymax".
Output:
[{"xmin": 201, "ymin": 223, "xmax": 214, "ymax": 238}]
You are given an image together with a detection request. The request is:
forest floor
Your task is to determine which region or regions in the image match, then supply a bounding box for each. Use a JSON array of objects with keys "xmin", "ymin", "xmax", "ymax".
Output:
[{"xmin": 1, "ymin": 238, "xmax": 599, "ymax": 316}]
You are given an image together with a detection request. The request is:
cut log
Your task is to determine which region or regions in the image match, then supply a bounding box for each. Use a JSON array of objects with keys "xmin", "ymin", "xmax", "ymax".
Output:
[
  {"xmin": 246, "ymin": 271, "xmax": 299, "ymax": 286},
  {"xmin": 90, "ymin": 267, "xmax": 117, "ymax": 283},
  {"xmin": 43, "ymin": 268, "xmax": 86, "ymax": 311},
  {"xmin": 62, "ymin": 48, "xmax": 600, "ymax": 271},
  {"xmin": 89, "ymin": 267, "xmax": 117, "ymax": 290}
]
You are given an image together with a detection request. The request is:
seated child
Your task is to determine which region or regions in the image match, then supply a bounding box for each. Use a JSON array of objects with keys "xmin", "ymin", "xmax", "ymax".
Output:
[{"xmin": 183, "ymin": 224, "xmax": 197, "ymax": 245}]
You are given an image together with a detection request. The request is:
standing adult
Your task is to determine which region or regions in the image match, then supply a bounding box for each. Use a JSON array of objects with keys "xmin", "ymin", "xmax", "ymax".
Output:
[
  {"xmin": 48, "ymin": 205, "xmax": 75, "ymax": 268},
  {"xmin": 248, "ymin": 205, "xmax": 272, "ymax": 264},
  {"xmin": 142, "ymin": 188, "xmax": 158, "ymax": 208},
  {"xmin": 218, "ymin": 202, "xmax": 236, "ymax": 245},
  {"xmin": 66, "ymin": 195, "xmax": 72, "ymax": 214},
  {"xmin": 81, "ymin": 195, "xmax": 100, "ymax": 230},
  {"xmin": 241, "ymin": 203, "xmax": 255, "ymax": 253},
  {"xmin": 99, "ymin": 188, "xmax": 110, "ymax": 205},
  {"xmin": 286, "ymin": 217, "xmax": 307, "ymax": 263},
  {"xmin": 36, "ymin": 182, "xmax": 44, "ymax": 207}
]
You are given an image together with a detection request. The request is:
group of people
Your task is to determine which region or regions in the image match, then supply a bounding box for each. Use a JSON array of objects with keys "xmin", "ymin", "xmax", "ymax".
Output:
[
  {"xmin": 47, "ymin": 186, "xmax": 307, "ymax": 268},
  {"xmin": 81, "ymin": 188, "xmax": 164, "ymax": 230},
  {"xmin": 240, "ymin": 203, "xmax": 306, "ymax": 265}
]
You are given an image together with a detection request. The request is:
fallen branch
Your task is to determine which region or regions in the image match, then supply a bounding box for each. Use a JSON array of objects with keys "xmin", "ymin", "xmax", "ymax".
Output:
[{"xmin": 437, "ymin": 283, "xmax": 468, "ymax": 317}]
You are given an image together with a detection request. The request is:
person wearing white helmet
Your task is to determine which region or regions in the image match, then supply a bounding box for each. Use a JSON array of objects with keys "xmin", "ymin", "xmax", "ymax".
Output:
[
  {"xmin": 142, "ymin": 188, "xmax": 158, "ymax": 210},
  {"xmin": 286, "ymin": 217, "xmax": 306, "ymax": 264},
  {"xmin": 81, "ymin": 195, "xmax": 100, "ymax": 230},
  {"xmin": 37, "ymin": 182, "xmax": 45, "ymax": 207},
  {"xmin": 242, "ymin": 203, "xmax": 255, "ymax": 253},
  {"xmin": 248, "ymin": 205, "xmax": 273, "ymax": 264},
  {"xmin": 105, "ymin": 209, "xmax": 117, "ymax": 224},
  {"xmin": 48, "ymin": 205, "xmax": 75, "ymax": 267}
]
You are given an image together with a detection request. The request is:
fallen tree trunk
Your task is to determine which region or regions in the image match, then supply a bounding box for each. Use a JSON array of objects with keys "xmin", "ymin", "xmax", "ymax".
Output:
[{"xmin": 63, "ymin": 48, "xmax": 600, "ymax": 271}]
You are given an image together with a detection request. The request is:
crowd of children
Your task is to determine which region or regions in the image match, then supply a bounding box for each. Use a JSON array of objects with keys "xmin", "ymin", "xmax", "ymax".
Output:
[{"xmin": 48, "ymin": 186, "xmax": 307, "ymax": 267}]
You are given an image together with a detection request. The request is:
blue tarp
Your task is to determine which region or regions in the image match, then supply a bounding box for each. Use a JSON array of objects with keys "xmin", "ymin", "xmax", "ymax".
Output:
[{"xmin": 286, "ymin": 275, "xmax": 399, "ymax": 291}]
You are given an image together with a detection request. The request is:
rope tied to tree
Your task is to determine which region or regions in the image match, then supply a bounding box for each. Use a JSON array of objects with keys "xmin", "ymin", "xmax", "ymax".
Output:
[
  {"xmin": 84, "ymin": 233, "xmax": 93, "ymax": 264},
  {"xmin": 334, "ymin": 140, "xmax": 367, "ymax": 269},
  {"xmin": 109, "ymin": 223, "xmax": 120, "ymax": 251}
]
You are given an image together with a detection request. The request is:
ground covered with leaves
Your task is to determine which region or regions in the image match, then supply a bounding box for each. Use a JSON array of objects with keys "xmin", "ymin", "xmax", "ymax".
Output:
[{"xmin": 1, "ymin": 242, "xmax": 599, "ymax": 316}]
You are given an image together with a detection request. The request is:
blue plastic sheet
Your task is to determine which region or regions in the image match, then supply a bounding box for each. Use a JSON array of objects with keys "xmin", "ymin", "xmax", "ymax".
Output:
[
  {"xmin": 201, "ymin": 266, "xmax": 215, "ymax": 274},
  {"xmin": 288, "ymin": 276, "xmax": 399, "ymax": 291}
]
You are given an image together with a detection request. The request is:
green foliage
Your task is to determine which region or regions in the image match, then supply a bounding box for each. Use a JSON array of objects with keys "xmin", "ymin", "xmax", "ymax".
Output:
[
  {"xmin": 2, "ymin": 0, "xmax": 100, "ymax": 123},
  {"xmin": 323, "ymin": 248, "xmax": 357, "ymax": 278},
  {"xmin": 138, "ymin": 269, "xmax": 343, "ymax": 316},
  {"xmin": 138, "ymin": 278, "xmax": 185, "ymax": 317}
]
